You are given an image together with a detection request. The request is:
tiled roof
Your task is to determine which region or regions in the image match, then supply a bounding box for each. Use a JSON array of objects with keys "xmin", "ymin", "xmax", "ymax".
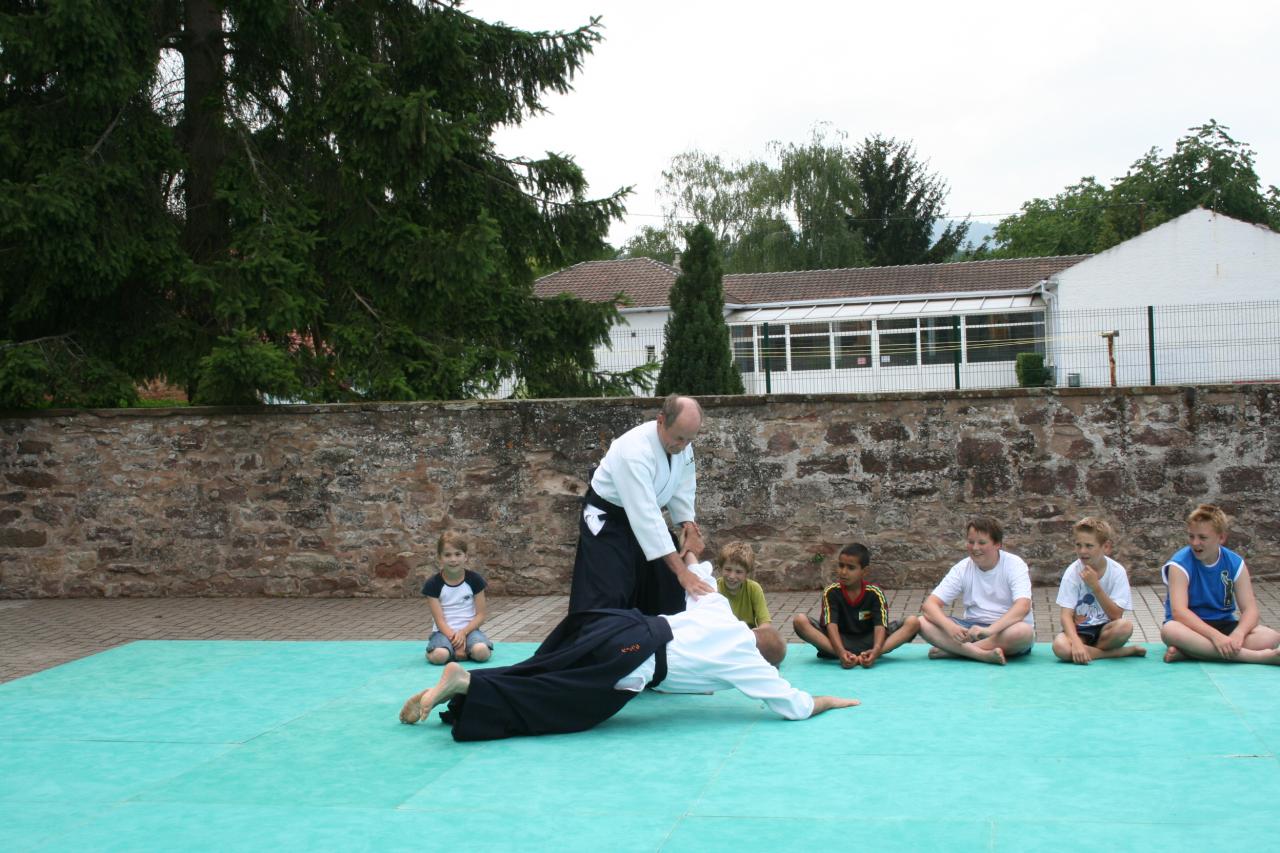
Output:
[
  {"xmin": 533, "ymin": 258, "xmax": 679, "ymax": 308},
  {"xmin": 533, "ymin": 256, "xmax": 1090, "ymax": 309}
]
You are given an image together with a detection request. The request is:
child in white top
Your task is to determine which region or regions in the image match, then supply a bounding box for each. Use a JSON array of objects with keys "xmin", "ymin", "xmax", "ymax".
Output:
[
  {"xmin": 422, "ymin": 531, "xmax": 492, "ymax": 666},
  {"xmin": 1051, "ymin": 516, "xmax": 1145, "ymax": 664},
  {"xmin": 918, "ymin": 516, "xmax": 1034, "ymax": 665}
]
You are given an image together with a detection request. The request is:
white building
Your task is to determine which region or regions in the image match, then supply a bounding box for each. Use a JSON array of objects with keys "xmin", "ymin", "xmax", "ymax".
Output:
[{"xmin": 534, "ymin": 209, "xmax": 1280, "ymax": 394}]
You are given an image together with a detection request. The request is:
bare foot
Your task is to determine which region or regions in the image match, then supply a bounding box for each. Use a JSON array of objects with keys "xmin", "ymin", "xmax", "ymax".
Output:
[
  {"xmin": 1163, "ymin": 645, "xmax": 1185, "ymax": 663},
  {"xmin": 1123, "ymin": 646, "xmax": 1148, "ymax": 658},
  {"xmin": 927, "ymin": 647, "xmax": 955, "ymax": 659},
  {"xmin": 400, "ymin": 662, "xmax": 471, "ymax": 725},
  {"xmin": 399, "ymin": 689, "xmax": 429, "ymax": 724},
  {"xmin": 977, "ymin": 646, "xmax": 1007, "ymax": 665}
]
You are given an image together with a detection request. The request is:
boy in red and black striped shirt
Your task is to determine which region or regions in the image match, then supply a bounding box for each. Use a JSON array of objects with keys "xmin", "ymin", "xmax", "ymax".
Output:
[{"xmin": 793, "ymin": 543, "xmax": 919, "ymax": 668}]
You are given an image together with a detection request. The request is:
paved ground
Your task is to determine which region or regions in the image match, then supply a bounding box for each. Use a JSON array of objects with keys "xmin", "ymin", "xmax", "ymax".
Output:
[{"xmin": 7, "ymin": 582, "xmax": 1278, "ymax": 684}]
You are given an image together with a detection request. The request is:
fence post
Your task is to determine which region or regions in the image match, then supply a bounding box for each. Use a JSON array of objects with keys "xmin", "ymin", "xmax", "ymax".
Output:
[
  {"xmin": 952, "ymin": 315, "xmax": 961, "ymax": 390},
  {"xmin": 762, "ymin": 322, "xmax": 772, "ymax": 394},
  {"xmin": 1147, "ymin": 305, "xmax": 1156, "ymax": 385}
]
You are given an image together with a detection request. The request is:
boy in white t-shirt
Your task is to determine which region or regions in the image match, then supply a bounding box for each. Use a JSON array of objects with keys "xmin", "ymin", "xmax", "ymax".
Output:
[
  {"xmin": 1051, "ymin": 517, "xmax": 1146, "ymax": 664},
  {"xmin": 918, "ymin": 516, "xmax": 1034, "ymax": 665}
]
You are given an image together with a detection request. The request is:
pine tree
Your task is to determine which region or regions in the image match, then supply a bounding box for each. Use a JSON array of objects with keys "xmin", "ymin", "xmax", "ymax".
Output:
[
  {"xmin": 0, "ymin": 1, "xmax": 629, "ymax": 407},
  {"xmin": 655, "ymin": 224, "xmax": 744, "ymax": 396}
]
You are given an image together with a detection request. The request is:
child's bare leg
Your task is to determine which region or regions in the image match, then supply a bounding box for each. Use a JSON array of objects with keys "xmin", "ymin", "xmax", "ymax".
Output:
[
  {"xmin": 990, "ymin": 622, "xmax": 1033, "ymax": 658},
  {"xmin": 918, "ymin": 615, "xmax": 1005, "ymax": 664},
  {"xmin": 426, "ymin": 647, "xmax": 452, "ymax": 665},
  {"xmin": 1089, "ymin": 619, "xmax": 1146, "ymax": 659},
  {"xmin": 879, "ymin": 616, "xmax": 920, "ymax": 656},
  {"xmin": 1161, "ymin": 620, "xmax": 1280, "ymax": 665},
  {"xmin": 399, "ymin": 662, "xmax": 471, "ymax": 724},
  {"xmin": 1243, "ymin": 624, "xmax": 1280, "ymax": 651},
  {"xmin": 792, "ymin": 615, "xmax": 837, "ymax": 656},
  {"xmin": 468, "ymin": 643, "xmax": 491, "ymax": 663}
]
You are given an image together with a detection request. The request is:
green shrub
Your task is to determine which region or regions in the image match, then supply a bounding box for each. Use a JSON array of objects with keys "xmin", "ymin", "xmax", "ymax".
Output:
[{"xmin": 1015, "ymin": 352, "xmax": 1052, "ymax": 387}]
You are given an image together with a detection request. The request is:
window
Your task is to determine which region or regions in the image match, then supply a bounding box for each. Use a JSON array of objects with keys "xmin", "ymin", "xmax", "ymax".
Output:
[
  {"xmin": 730, "ymin": 326, "xmax": 754, "ymax": 373},
  {"xmin": 965, "ymin": 312, "xmax": 1046, "ymax": 363},
  {"xmin": 877, "ymin": 318, "xmax": 918, "ymax": 367},
  {"xmin": 834, "ymin": 320, "xmax": 872, "ymax": 369},
  {"xmin": 759, "ymin": 323, "xmax": 786, "ymax": 373},
  {"xmin": 788, "ymin": 322, "xmax": 832, "ymax": 371},
  {"xmin": 921, "ymin": 316, "xmax": 960, "ymax": 366},
  {"xmin": 644, "ymin": 344, "xmax": 657, "ymax": 363}
]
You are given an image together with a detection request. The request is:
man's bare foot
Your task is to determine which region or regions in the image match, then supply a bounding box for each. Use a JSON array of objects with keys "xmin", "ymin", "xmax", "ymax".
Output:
[
  {"xmin": 399, "ymin": 662, "xmax": 471, "ymax": 725},
  {"xmin": 927, "ymin": 647, "xmax": 955, "ymax": 659},
  {"xmin": 1163, "ymin": 645, "xmax": 1185, "ymax": 663},
  {"xmin": 1122, "ymin": 645, "xmax": 1148, "ymax": 658},
  {"xmin": 399, "ymin": 689, "xmax": 429, "ymax": 724}
]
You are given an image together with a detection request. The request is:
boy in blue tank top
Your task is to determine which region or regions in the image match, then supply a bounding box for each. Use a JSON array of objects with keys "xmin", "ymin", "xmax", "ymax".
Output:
[{"xmin": 1160, "ymin": 504, "xmax": 1280, "ymax": 665}]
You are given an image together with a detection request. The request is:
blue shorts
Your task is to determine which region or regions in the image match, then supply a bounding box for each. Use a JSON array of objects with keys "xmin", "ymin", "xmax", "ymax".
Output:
[
  {"xmin": 427, "ymin": 629, "xmax": 493, "ymax": 661},
  {"xmin": 948, "ymin": 616, "xmax": 1032, "ymax": 657}
]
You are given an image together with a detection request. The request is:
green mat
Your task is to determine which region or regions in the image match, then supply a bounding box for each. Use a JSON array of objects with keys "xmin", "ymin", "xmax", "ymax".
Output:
[{"xmin": 2, "ymin": 641, "xmax": 1278, "ymax": 851}]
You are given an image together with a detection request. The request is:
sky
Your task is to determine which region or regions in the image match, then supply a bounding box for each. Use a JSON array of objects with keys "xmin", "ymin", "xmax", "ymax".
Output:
[{"xmin": 467, "ymin": 0, "xmax": 1280, "ymax": 248}]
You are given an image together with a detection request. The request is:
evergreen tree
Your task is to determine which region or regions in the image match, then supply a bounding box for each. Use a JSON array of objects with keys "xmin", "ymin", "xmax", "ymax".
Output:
[
  {"xmin": 851, "ymin": 134, "xmax": 968, "ymax": 266},
  {"xmin": 0, "ymin": 1, "xmax": 629, "ymax": 407},
  {"xmin": 655, "ymin": 224, "xmax": 744, "ymax": 396}
]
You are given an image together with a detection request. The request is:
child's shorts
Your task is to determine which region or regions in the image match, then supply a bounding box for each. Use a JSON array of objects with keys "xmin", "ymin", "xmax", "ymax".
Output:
[
  {"xmin": 1205, "ymin": 619, "xmax": 1239, "ymax": 636},
  {"xmin": 1073, "ymin": 622, "xmax": 1108, "ymax": 646},
  {"xmin": 427, "ymin": 629, "xmax": 493, "ymax": 661},
  {"xmin": 806, "ymin": 615, "xmax": 902, "ymax": 657},
  {"xmin": 947, "ymin": 616, "xmax": 1032, "ymax": 657}
]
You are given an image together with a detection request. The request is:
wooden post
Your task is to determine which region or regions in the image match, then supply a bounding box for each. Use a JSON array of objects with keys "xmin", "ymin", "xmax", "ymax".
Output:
[{"xmin": 1100, "ymin": 330, "xmax": 1120, "ymax": 387}]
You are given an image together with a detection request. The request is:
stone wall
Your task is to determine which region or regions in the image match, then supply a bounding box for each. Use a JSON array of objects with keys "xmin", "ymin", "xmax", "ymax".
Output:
[{"xmin": 2, "ymin": 385, "xmax": 1278, "ymax": 598}]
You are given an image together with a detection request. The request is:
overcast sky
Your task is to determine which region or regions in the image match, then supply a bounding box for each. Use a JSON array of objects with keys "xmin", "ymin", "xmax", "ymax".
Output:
[{"xmin": 467, "ymin": 0, "xmax": 1280, "ymax": 248}]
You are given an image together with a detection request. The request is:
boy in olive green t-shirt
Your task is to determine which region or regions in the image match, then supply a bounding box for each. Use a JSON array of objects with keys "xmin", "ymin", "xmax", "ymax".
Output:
[{"xmin": 716, "ymin": 541, "xmax": 771, "ymax": 628}]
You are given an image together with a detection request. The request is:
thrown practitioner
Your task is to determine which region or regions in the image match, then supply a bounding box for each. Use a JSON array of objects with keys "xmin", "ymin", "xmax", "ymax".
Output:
[{"xmin": 399, "ymin": 556, "xmax": 858, "ymax": 740}]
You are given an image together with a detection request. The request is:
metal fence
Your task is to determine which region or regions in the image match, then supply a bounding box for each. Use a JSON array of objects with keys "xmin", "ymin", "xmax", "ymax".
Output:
[{"xmin": 596, "ymin": 300, "xmax": 1280, "ymax": 395}]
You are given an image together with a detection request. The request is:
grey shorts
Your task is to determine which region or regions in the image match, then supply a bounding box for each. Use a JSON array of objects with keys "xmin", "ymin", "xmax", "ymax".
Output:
[
  {"xmin": 427, "ymin": 629, "xmax": 493, "ymax": 661},
  {"xmin": 948, "ymin": 616, "xmax": 1031, "ymax": 657}
]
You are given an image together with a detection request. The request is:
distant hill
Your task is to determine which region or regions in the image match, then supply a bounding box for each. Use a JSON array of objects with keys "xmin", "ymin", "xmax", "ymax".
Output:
[{"xmin": 934, "ymin": 218, "xmax": 998, "ymax": 250}]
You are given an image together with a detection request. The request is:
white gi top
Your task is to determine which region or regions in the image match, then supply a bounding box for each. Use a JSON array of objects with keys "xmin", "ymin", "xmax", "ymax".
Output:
[
  {"xmin": 614, "ymin": 561, "xmax": 815, "ymax": 720},
  {"xmin": 590, "ymin": 420, "xmax": 696, "ymax": 561},
  {"xmin": 931, "ymin": 551, "xmax": 1035, "ymax": 626}
]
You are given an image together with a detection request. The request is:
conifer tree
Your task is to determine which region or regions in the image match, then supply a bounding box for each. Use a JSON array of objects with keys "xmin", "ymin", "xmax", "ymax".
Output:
[
  {"xmin": 655, "ymin": 224, "xmax": 744, "ymax": 396},
  {"xmin": 0, "ymin": 1, "xmax": 630, "ymax": 406}
]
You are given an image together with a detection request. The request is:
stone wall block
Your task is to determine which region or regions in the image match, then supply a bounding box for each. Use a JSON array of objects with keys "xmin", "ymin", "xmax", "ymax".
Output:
[{"xmin": 3, "ymin": 386, "xmax": 1279, "ymax": 596}]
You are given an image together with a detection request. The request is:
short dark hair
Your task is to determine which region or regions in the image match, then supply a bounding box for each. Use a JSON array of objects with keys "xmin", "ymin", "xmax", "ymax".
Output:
[
  {"xmin": 966, "ymin": 516, "xmax": 1004, "ymax": 544},
  {"xmin": 838, "ymin": 542, "xmax": 871, "ymax": 568}
]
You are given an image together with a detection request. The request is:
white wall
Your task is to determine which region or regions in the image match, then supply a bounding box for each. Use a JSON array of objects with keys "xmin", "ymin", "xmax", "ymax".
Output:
[
  {"xmin": 1047, "ymin": 211, "xmax": 1280, "ymax": 386},
  {"xmin": 1052, "ymin": 209, "xmax": 1280, "ymax": 312}
]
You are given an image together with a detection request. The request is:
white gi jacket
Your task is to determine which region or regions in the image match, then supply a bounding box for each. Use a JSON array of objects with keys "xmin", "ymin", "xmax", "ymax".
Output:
[
  {"xmin": 590, "ymin": 420, "xmax": 696, "ymax": 561},
  {"xmin": 615, "ymin": 561, "xmax": 815, "ymax": 720}
]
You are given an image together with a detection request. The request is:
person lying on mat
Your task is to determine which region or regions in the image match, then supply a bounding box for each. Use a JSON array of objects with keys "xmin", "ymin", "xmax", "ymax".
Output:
[{"xmin": 399, "ymin": 554, "xmax": 858, "ymax": 741}]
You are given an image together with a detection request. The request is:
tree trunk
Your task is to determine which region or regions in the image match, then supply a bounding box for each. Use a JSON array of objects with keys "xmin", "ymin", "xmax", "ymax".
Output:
[{"xmin": 181, "ymin": 0, "xmax": 228, "ymax": 264}]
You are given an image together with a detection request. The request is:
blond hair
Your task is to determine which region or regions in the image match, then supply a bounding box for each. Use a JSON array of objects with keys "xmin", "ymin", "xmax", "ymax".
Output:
[
  {"xmin": 436, "ymin": 530, "xmax": 468, "ymax": 557},
  {"xmin": 1186, "ymin": 504, "xmax": 1229, "ymax": 536},
  {"xmin": 1073, "ymin": 516, "xmax": 1115, "ymax": 545},
  {"xmin": 718, "ymin": 541, "xmax": 755, "ymax": 573}
]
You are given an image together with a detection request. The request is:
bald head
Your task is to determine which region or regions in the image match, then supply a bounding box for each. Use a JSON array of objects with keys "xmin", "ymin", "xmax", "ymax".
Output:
[
  {"xmin": 656, "ymin": 394, "xmax": 702, "ymax": 456},
  {"xmin": 752, "ymin": 625, "xmax": 787, "ymax": 667}
]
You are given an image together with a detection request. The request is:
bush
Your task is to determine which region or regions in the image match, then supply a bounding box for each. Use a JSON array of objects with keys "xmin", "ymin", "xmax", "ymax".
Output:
[{"xmin": 1015, "ymin": 352, "xmax": 1052, "ymax": 387}]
